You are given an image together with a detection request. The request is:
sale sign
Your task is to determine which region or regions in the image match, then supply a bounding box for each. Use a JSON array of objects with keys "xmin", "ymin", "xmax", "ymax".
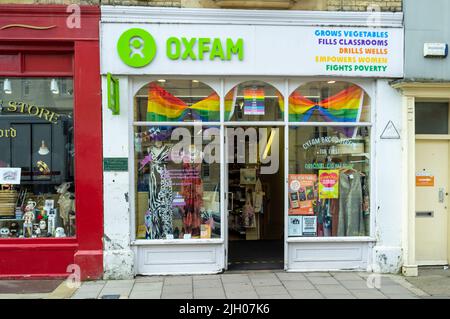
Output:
[{"xmin": 318, "ymin": 170, "xmax": 339, "ymax": 199}]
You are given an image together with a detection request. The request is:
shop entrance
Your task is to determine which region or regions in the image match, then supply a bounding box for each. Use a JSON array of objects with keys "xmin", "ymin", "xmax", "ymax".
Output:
[
  {"xmin": 415, "ymin": 139, "xmax": 449, "ymax": 265},
  {"xmin": 225, "ymin": 126, "xmax": 285, "ymax": 270},
  {"xmin": 415, "ymin": 101, "xmax": 450, "ymax": 266}
]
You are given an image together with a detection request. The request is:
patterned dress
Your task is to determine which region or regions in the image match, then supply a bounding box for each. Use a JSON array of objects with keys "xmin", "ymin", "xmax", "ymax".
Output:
[{"xmin": 146, "ymin": 145, "xmax": 173, "ymax": 239}]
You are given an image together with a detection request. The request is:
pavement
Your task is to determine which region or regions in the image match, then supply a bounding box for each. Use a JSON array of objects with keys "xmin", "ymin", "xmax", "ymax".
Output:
[
  {"xmin": 69, "ymin": 271, "xmax": 428, "ymax": 299},
  {"xmin": 404, "ymin": 267, "xmax": 450, "ymax": 299},
  {"xmin": 0, "ymin": 269, "xmax": 445, "ymax": 299}
]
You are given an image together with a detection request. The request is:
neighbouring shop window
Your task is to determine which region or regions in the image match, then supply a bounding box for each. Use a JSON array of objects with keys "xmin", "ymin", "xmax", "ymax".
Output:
[
  {"xmin": 415, "ymin": 102, "xmax": 449, "ymax": 135},
  {"xmin": 135, "ymin": 80, "xmax": 220, "ymax": 122},
  {"xmin": 226, "ymin": 81, "xmax": 283, "ymax": 122},
  {"xmin": 288, "ymin": 126, "xmax": 370, "ymax": 237},
  {"xmin": 286, "ymin": 81, "xmax": 370, "ymax": 123},
  {"xmin": 0, "ymin": 78, "xmax": 75, "ymax": 239}
]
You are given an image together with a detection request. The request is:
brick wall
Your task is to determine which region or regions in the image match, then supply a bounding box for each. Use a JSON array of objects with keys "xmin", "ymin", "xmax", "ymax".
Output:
[{"xmin": 0, "ymin": 0, "xmax": 403, "ymax": 11}]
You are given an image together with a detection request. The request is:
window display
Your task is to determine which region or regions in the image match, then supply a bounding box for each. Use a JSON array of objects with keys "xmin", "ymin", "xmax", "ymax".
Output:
[
  {"xmin": 288, "ymin": 126, "xmax": 370, "ymax": 237},
  {"xmin": 134, "ymin": 79, "xmax": 221, "ymax": 240},
  {"xmin": 0, "ymin": 78, "xmax": 75, "ymax": 238}
]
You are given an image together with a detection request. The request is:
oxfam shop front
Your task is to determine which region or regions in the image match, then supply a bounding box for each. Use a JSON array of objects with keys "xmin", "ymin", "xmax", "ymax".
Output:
[{"xmin": 100, "ymin": 6, "xmax": 405, "ymax": 277}]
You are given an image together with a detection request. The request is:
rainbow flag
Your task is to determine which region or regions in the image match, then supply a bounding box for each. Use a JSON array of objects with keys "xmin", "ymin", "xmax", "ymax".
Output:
[
  {"xmin": 147, "ymin": 83, "xmax": 226, "ymax": 122},
  {"xmin": 243, "ymin": 87, "xmax": 265, "ymax": 115},
  {"xmin": 280, "ymin": 86, "xmax": 364, "ymax": 123}
]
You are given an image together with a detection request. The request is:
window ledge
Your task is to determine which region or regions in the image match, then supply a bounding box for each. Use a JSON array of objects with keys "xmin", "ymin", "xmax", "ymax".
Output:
[
  {"xmin": 287, "ymin": 236, "xmax": 376, "ymax": 243},
  {"xmin": 132, "ymin": 239, "xmax": 224, "ymax": 245}
]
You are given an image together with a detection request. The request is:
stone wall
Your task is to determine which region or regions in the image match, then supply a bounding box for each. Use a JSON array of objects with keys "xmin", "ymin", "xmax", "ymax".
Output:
[{"xmin": 0, "ymin": 0, "xmax": 402, "ymax": 11}]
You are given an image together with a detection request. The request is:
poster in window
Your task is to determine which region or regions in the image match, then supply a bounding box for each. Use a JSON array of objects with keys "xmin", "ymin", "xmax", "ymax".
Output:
[
  {"xmin": 243, "ymin": 87, "xmax": 265, "ymax": 116},
  {"xmin": 318, "ymin": 170, "xmax": 339, "ymax": 199},
  {"xmin": 0, "ymin": 168, "xmax": 21, "ymax": 185},
  {"xmin": 288, "ymin": 216, "xmax": 303, "ymax": 237},
  {"xmin": 302, "ymin": 216, "xmax": 317, "ymax": 237},
  {"xmin": 288, "ymin": 174, "xmax": 317, "ymax": 215}
]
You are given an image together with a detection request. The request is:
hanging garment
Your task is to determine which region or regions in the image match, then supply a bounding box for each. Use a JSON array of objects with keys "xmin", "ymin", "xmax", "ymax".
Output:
[
  {"xmin": 338, "ymin": 170, "xmax": 365, "ymax": 237},
  {"xmin": 253, "ymin": 178, "xmax": 264, "ymax": 213},
  {"xmin": 147, "ymin": 144, "xmax": 174, "ymax": 239},
  {"xmin": 181, "ymin": 161, "xmax": 203, "ymax": 237},
  {"xmin": 330, "ymin": 199, "xmax": 339, "ymax": 236},
  {"xmin": 242, "ymin": 194, "xmax": 256, "ymax": 228}
]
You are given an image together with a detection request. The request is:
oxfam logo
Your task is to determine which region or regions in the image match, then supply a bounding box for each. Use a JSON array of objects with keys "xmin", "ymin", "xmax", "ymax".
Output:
[{"xmin": 117, "ymin": 28, "xmax": 157, "ymax": 68}]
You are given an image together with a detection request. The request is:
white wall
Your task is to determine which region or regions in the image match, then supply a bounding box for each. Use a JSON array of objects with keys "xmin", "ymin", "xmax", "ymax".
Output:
[
  {"xmin": 102, "ymin": 76, "xmax": 135, "ymax": 279},
  {"xmin": 372, "ymin": 79, "xmax": 404, "ymax": 273}
]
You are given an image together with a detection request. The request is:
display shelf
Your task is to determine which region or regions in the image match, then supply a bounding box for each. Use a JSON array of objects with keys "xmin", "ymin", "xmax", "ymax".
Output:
[{"xmin": 0, "ymin": 218, "xmax": 24, "ymax": 222}]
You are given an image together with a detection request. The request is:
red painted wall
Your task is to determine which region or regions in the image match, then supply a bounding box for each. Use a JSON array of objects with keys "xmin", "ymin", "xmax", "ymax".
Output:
[{"xmin": 0, "ymin": 5, "xmax": 103, "ymax": 280}]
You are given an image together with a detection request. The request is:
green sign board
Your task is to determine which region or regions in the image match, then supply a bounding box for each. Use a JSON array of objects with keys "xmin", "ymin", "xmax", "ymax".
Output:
[
  {"xmin": 107, "ymin": 73, "xmax": 120, "ymax": 115},
  {"xmin": 103, "ymin": 158, "xmax": 128, "ymax": 172}
]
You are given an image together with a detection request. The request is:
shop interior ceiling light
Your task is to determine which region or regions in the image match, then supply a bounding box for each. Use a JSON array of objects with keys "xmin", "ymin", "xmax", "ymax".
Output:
[
  {"xmin": 38, "ymin": 140, "xmax": 50, "ymax": 156},
  {"xmin": 50, "ymin": 79, "xmax": 59, "ymax": 95},
  {"xmin": 157, "ymin": 79, "xmax": 166, "ymax": 83},
  {"xmin": 328, "ymin": 80, "xmax": 336, "ymax": 84},
  {"xmin": 3, "ymin": 79, "xmax": 12, "ymax": 94}
]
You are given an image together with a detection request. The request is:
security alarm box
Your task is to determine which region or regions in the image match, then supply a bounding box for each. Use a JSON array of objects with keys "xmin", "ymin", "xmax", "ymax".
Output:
[{"xmin": 424, "ymin": 43, "xmax": 448, "ymax": 58}]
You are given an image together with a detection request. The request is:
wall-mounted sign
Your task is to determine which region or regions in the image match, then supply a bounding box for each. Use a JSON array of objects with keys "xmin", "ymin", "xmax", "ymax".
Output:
[
  {"xmin": 416, "ymin": 175, "xmax": 435, "ymax": 187},
  {"xmin": 103, "ymin": 158, "xmax": 128, "ymax": 172},
  {"xmin": 107, "ymin": 73, "xmax": 120, "ymax": 115},
  {"xmin": 102, "ymin": 24, "xmax": 403, "ymax": 77}
]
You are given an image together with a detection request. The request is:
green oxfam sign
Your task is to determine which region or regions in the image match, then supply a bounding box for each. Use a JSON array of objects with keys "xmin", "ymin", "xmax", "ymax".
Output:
[
  {"xmin": 117, "ymin": 28, "xmax": 157, "ymax": 68},
  {"xmin": 117, "ymin": 28, "xmax": 244, "ymax": 68}
]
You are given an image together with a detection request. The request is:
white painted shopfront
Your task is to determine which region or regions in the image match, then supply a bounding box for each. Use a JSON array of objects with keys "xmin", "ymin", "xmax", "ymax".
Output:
[{"xmin": 100, "ymin": 6, "xmax": 405, "ymax": 278}]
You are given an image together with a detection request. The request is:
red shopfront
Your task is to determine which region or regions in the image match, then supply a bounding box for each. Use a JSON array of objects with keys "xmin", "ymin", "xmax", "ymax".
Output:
[{"xmin": 0, "ymin": 5, "xmax": 103, "ymax": 279}]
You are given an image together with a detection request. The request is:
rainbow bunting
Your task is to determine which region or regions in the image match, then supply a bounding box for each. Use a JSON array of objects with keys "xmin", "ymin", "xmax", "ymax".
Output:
[
  {"xmin": 278, "ymin": 85, "xmax": 364, "ymax": 137},
  {"xmin": 147, "ymin": 83, "xmax": 231, "ymax": 122},
  {"xmin": 279, "ymin": 86, "xmax": 364, "ymax": 123}
]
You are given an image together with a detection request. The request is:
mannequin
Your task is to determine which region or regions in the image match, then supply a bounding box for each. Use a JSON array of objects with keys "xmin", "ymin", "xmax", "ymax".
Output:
[{"xmin": 146, "ymin": 139, "xmax": 174, "ymax": 239}]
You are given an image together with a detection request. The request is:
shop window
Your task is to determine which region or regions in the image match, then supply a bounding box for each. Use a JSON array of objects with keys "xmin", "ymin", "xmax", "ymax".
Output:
[
  {"xmin": 134, "ymin": 126, "xmax": 221, "ymax": 240},
  {"xmin": 415, "ymin": 102, "xmax": 449, "ymax": 135},
  {"xmin": 287, "ymin": 81, "xmax": 370, "ymax": 123},
  {"xmin": 0, "ymin": 77, "xmax": 75, "ymax": 239},
  {"xmin": 288, "ymin": 126, "xmax": 371, "ymax": 237},
  {"xmin": 134, "ymin": 80, "xmax": 220, "ymax": 122},
  {"xmin": 225, "ymin": 81, "xmax": 283, "ymax": 122}
]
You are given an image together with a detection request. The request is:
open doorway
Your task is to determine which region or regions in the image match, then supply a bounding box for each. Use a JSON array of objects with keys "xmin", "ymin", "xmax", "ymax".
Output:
[{"xmin": 226, "ymin": 126, "xmax": 285, "ymax": 270}]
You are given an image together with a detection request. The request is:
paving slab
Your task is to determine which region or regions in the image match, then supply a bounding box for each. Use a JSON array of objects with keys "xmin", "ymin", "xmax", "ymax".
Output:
[
  {"xmin": 161, "ymin": 293, "xmax": 193, "ymax": 299},
  {"xmin": 288, "ymin": 289, "xmax": 323, "ymax": 299},
  {"xmin": 283, "ymin": 281, "xmax": 316, "ymax": 290},
  {"xmin": 129, "ymin": 291, "xmax": 162, "ymax": 299},
  {"xmin": 348, "ymin": 289, "xmax": 387, "ymax": 298},
  {"xmin": 308, "ymin": 276, "xmax": 340, "ymax": 285},
  {"xmin": 275, "ymin": 272, "xmax": 308, "ymax": 281},
  {"xmin": 193, "ymin": 279, "xmax": 223, "ymax": 289},
  {"xmin": 255, "ymin": 285, "xmax": 289, "ymax": 295},
  {"xmin": 162, "ymin": 284, "xmax": 192, "ymax": 294}
]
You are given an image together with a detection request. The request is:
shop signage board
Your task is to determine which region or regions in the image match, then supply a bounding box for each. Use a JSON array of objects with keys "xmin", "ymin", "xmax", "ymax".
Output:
[
  {"xmin": 107, "ymin": 73, "xmax": 120, "ymax": 115},
  {"xmin": 104, "ymin": 158, "xmax": 128, "ymax": 172},
  {"xmin": 102, "ymin": 23, "xmax": 404, "ymax": 77}
]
